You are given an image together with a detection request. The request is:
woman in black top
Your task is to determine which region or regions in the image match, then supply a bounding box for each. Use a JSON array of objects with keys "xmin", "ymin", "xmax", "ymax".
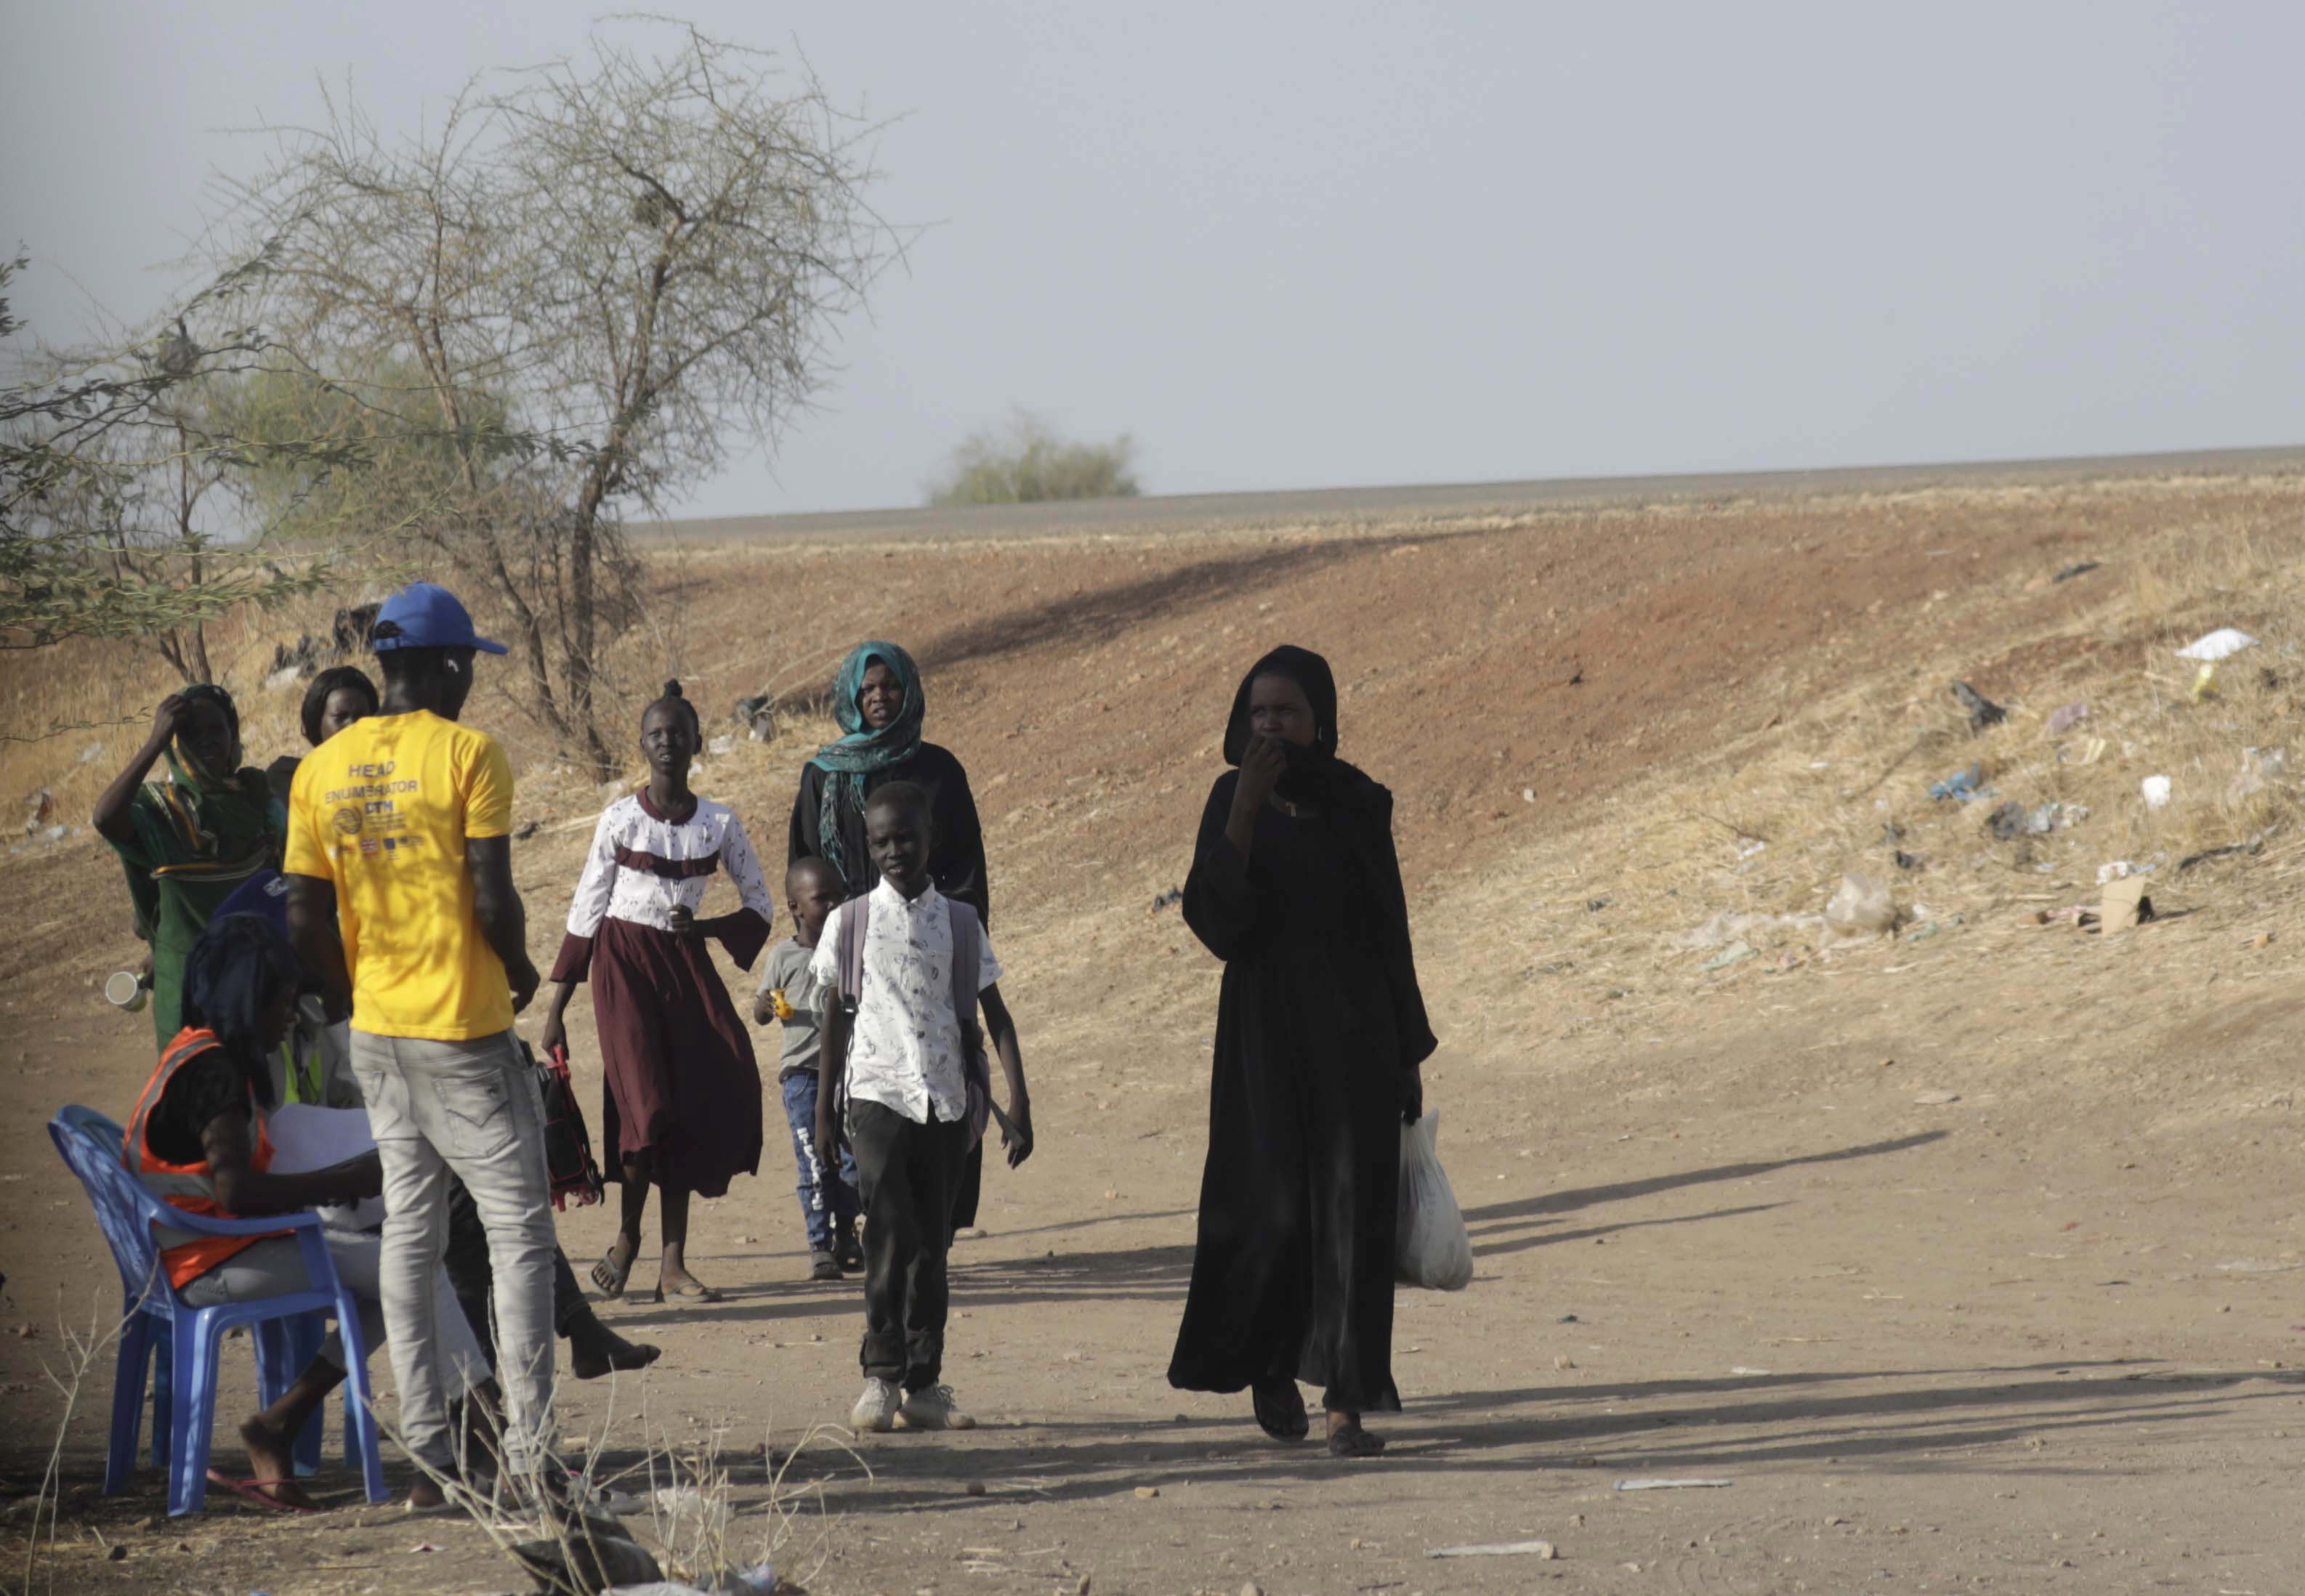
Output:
[
  {"xmin": 1166, "ymin": 646, "xmax": 1436, "ymax": 1458},
  {"xmin": 788, "ymin": 641, "xmax": 989, "ymax": 922}
]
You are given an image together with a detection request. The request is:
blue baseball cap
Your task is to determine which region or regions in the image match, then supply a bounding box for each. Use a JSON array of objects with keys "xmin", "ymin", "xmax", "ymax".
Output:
[{"xmin": 371, "ymin": 582, "xmax": 507, "ymax": 655}]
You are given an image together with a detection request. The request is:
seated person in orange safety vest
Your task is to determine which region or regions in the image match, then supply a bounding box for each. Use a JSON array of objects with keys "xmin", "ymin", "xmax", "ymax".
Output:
[{"xmin": 123, "ymin": 912, "xmax": 493, "ymax": 1512}]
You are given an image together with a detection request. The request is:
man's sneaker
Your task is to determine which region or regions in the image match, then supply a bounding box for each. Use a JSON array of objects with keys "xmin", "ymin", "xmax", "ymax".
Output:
[
  {"xmin": 849, "ymin": 1379, "xmax": 903, "ymax": 1433},
  {"xmin": 898, "ymin": 1384, "xmax": 977, "ymax": 1431},
  {"xmin": 832, "ymin": 1220, "xmax": 864, "ymax": 1273},
  {"xmin": 808, "ymin": 1249, "xmax": 841, "ymax": 1282}
]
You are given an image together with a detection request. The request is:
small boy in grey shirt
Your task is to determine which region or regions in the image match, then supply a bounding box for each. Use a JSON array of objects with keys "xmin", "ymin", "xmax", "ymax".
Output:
[{"xmin": 755, "ymin": 858, "xmax": 863, "ymax": 1280}]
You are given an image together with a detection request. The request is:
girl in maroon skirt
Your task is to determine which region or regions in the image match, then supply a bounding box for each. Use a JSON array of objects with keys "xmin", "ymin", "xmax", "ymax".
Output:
[{"xmin": 541, "ymin": 682, "xmax": 776, "ymax": 1303}]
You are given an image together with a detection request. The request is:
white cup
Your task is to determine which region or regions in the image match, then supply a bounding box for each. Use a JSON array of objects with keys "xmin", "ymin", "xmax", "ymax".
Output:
[{"xmin": 105, "ymin": 971, "xmax": 150, "ymax": 1013}]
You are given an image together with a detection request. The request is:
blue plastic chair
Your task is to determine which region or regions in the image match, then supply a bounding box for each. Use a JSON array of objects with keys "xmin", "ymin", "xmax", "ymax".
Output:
[{"xmin": 49, "ymin": 1106, "xmax": 389, "ymax": 1515}]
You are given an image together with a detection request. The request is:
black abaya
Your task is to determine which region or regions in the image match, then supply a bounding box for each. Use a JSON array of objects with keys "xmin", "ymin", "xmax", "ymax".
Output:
[{"xmin": 1166, "ymin": 766, "xmax": 1436, "ymax": 1414}]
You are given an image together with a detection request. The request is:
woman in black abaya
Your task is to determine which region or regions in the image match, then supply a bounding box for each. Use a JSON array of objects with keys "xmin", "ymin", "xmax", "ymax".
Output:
[{"xmin": 1166, "ymin": 646, "xmax": 1436, "ymax": 1457}]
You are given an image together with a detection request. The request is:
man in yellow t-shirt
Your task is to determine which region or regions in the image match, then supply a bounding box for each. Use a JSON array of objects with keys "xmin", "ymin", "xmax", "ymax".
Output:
[{"xmin": 285, "ymin": 581, "xmax": 556, "ymax": 1504}]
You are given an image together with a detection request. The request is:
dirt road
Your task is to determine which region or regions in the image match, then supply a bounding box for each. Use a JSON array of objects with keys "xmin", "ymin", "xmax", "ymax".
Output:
[{"xmin": 3, "ymin": 463, "xmax": 2301, "ymax": 1594}]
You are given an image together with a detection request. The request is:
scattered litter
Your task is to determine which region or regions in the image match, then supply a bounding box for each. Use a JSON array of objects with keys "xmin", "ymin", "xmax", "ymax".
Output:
[
  {"xmin": 1426, "ymin": 1539, "xmax": 1558, "ymax": 1560},
  {"xmin": 2052, "ymin": 561, "xmax": 2102, "ymax": 583},
  {"xmin": 2100, "ymin": 876, "xmax": 2155, "ymax": 935},
  {"xmin": 2228, "ymin": 748, "xmax": 2288, "ymax": 806},
  {"xmin": 1615, "ymin": 1478, "xmax": 1732, "ymax": 1491},
  {"xmin": 1522, "ymin": 787, "xmax": 1536, "ymax": 803},
  {"xmin": 2215, "ymin": 1261, "xmax": 2304, "ymax": 1274},
  {"xmin": 1699, "ymin": 940, "xmax": 1757, "ymax": 973},
  {"xmin": 1993, "ymin": 800, "xmax": 2075, "ymax": 839},
  {"xmin": 513, "ymin": 818, "xmax": 539, "ymax": 841},
  {"xmin": 1823, "ymin": 873, "xmax": 1902, "ymax": 942},
  {"xmin": 708, "ymin": 733, "xmax": 735, "ymax": 757},
  {"xmin": 1913, "ymin": 1090, "xmax": 1961, "ymax": 1105},
  {"xmin": 1950, "ymin": 681, "xmax": 2007, "ymax": 732},
  {"xmin": 2096, "ymin": 860, "xmax": 2151, "ymax": 885},
  {"xmin": 1893, "ymin": 849, "xmax": 1925, "ymax": 871},
  {"xmin": 702, "ymin": 1566, "xmax": 779, "ymax": 1596},
  {"xmin": 20, "ymin": 789, "xmax": 51, "ymax": 833},
  {"xmin": 2071, "ymin": 736, "xmax": 2109, "ymax": 766},
  {"xmin": 1134, "ymin": 1486, "xmax": 1160, "ymax": 1499},
  {"xmin": 1729, "ymin": 1366, "xmax": 1772, "ymax": 1376},
  {"xmin": 734, "ymin": 693, "xmax": 778, "ymax": 742},
  {"xmin": 1148, "ymin": 888, "xmax": 1184, "ymax": 914},
  {"xmin": 2176, "ymin": 628, "xmax": 2258, "ymax": 663},
  {"xmin": 1929, "ymin": 765, "xmax": 1987, "ymax": 803},
  {"xmin": 2190, "ymin": 663, "xmax": 2220, "ymax": 702},
  {"xmin": 1674, "ymin": 911, "xmax": 1821, "ymax": 951},
  {"xmin": 2047, "ymin": 700, "xmax": 2091, "ymax": 735},
  {"xmin": 2141, "ymin": 775, "xmax": 2173, "ymax": 810},
  {"xmin": 1586, "ymin": 896, "xmax": 1611, "ymax": 912},
  {"xmin": 2179, "ymin": 843, "xmax": 2257, "ymax": 872}
]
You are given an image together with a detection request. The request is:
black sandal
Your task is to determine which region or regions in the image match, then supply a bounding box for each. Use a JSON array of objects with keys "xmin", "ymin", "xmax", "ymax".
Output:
[
  {"xmin": 590, "ymin": 1242, "xmax": 637, "ymax": 1301},
  {"xmin": 1252, "ymin": 1378, "xmax": 1308, "ymax": 1442},
  {"xmin": 1327, "ymin": 1419, "xmax": 1386, "ymax": 1459}
]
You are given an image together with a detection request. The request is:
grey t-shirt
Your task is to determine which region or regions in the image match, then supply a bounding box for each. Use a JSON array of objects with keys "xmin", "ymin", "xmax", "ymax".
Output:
[{"xmin": 758, "ymin": 937, "xmax": 825, "ymax": 1080}]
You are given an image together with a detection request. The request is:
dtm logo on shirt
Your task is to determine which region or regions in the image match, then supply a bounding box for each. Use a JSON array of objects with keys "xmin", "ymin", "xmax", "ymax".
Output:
[{"xmin": 326, "ymin": 766, "xmax": 424, "ymax": 859}]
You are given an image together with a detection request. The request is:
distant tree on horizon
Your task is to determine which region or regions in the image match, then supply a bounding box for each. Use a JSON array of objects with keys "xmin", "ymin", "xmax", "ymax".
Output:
[{"xmin": 927, "ymin": 410, "xmax": 1141, "ymax": 507}]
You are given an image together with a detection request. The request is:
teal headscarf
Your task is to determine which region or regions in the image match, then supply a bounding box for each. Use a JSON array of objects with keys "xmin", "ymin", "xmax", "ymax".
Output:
[{"xmin": 811, "ymin": 641, "xmax": 925, "ymax": 888}]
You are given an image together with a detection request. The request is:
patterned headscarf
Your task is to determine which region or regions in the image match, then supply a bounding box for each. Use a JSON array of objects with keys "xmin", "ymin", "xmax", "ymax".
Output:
[{"xmin": 810, "ymin": 641, "xmax": 925, "ymax": 888}]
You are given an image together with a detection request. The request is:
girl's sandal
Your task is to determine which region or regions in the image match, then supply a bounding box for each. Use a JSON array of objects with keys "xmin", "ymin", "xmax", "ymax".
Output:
[
  {"xmin": 652, "ymin": 1276, "xmax": 724, "ymax": 1304},
  {"xmin": 1252, "ymin": 1378, "xmax": 1309, "ymax": 1442},
  {"xmin": 1326, "ymin": 1421, "xmax": 1386, "ymax": 1459},
  {"xmin": 590, "ymin": 1244, "xmax": 636, "ymax": 1301}
]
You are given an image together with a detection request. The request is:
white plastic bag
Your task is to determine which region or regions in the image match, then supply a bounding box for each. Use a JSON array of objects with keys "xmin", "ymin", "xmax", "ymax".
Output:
[{"xmin": 1396, "ymin": 1109, "xmax": 1473, "ymax": 1290}]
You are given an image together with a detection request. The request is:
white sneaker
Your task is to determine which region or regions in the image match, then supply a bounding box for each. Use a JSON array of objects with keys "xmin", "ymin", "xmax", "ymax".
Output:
[
  {"xmin": 898, "ymin": 1384, "xmax": 977, "ymax": 1431},
  {"xmin": 849, "ymin": 1379, "xmax": 903, "ymax": 1433}
]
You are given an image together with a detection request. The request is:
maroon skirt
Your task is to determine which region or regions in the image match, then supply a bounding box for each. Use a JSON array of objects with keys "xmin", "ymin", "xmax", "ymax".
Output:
[{"xmin": 584, "ymin": 915, "xmax": 764, "ymax": 1197}]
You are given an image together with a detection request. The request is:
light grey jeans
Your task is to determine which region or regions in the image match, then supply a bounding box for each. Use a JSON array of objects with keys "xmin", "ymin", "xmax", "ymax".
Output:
[
  {"xmin": 349, "ymin": 1028, "xmax": 557, "ymax": 1474},
  {"xmin": 179, "ymin": 1230, "xmax": 489, "ymax": 1389}
]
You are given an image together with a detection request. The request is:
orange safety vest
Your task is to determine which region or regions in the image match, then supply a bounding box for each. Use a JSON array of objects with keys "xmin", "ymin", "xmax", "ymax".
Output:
[{"xmin": 123, "ymin": 1026, "xmax": 282, "ymax": 1289}]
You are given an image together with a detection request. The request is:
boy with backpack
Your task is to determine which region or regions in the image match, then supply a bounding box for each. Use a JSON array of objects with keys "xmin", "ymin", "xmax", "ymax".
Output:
[{"xmin": 812, "ymin": 782, "xmax": 1033, "ymax": 1432}]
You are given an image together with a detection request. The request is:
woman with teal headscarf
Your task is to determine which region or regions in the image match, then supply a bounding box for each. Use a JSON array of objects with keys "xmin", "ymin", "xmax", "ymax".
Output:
[
  {"xmin": 94, "ymin": 685, "xmax": 285, "ymax": 1047},
  {"xmin": 787, "ymin": 641, "xmax": 993, "ymax": 1233},
  {"xmin": 787, "ymin": 641, "xmax": 989, "ymax": 924}
]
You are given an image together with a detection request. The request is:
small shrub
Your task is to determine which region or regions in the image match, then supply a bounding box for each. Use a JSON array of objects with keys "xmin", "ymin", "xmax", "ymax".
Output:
[{"xmin": 927, "ymin": 411, "xmax": 1140, "ymax": 506}]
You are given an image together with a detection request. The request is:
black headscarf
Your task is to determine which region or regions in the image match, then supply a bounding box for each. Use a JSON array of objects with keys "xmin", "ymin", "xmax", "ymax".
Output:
[
  {"xmin": 180, "ymin": 912, "xmax": 301, "ymax": 1107},
  {"xmin": 1223, "ymin": 645, "xmax": 1376, "ymax": 810}
]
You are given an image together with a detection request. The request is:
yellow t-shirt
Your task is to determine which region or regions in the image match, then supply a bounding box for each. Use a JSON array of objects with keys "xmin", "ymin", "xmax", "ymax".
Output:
[{"xmin": 284, "ymin": 710, "xmax": 515, "ymax": 1041}]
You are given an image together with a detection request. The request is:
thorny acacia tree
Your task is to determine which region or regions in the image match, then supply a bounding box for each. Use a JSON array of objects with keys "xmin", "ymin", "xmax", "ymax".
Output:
[
  {"xmin": 0, "ymin": 248, "xmax": 354, "ymax": 674},
  {"xmin": 230, "ymin": 22, "xmax": 900, "ymax": 771}
]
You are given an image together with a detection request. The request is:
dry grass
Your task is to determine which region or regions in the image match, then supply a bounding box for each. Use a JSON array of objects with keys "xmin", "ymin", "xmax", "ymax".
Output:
[
  {"xmin": 1428, "ymin": 501, "xmax": 2305, "ymax": 1058},
  {"xmin": 7, "ymin": 1292, "xmax": 138, "ymax": 1596}
]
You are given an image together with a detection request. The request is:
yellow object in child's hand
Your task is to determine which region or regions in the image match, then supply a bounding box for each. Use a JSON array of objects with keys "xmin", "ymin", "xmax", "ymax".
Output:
[{"xmin": 768, "ymin": 988, "xmax": 795, "ymax": 1021}]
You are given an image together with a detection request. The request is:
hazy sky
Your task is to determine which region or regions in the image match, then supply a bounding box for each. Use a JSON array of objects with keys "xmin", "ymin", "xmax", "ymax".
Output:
[{"xmin": 7, "ymin": 1, "xmax": 2302, "ymax": 517}]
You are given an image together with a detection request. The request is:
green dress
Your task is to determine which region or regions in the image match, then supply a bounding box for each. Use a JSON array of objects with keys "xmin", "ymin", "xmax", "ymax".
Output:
[{"xmin": 109, "ymin": 756, "xmax": 283, "ymax": 1047}]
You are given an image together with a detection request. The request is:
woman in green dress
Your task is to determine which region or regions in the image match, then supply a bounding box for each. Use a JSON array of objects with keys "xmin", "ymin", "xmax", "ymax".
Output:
[{"xmin": 94, "ymin": 685, "xmax": 283, "ymax": 1046}]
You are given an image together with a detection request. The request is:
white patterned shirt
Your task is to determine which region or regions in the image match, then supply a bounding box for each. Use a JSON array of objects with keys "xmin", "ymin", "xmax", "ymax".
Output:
[
  {"xmin": 563, "ymin": 793, "xmax": 776, "ymax": 936},
  {"xmin": 810, "ymin": 879, "xmax": 1003, "ymax": 1126}
]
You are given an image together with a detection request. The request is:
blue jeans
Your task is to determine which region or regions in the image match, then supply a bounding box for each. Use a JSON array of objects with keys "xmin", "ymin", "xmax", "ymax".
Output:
[{"xmin": 780, "ymin": 1071, "xmax": 861, "ymax": 1251}]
